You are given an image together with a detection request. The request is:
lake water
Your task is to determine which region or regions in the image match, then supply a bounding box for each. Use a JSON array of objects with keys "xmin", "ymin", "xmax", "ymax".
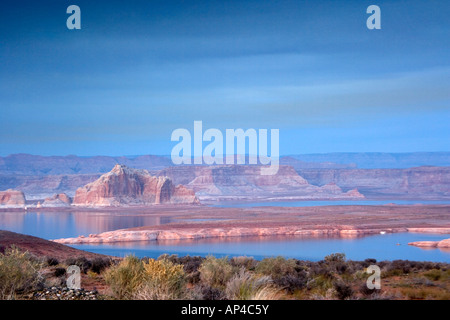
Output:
[
  {"xmin": 69, "ymin": 233, "xmax": 450, "ymax": 262},
  {"xmin": 1, "ymin": 210, "xmax": 449, "ymax": 262},
  {"xmin": 0, "ymin": 211, "xmax": 174, "ymax": 239}
]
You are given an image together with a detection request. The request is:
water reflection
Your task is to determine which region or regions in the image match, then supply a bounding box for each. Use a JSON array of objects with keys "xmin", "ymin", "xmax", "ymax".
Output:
[{"xmin": 0, "ymin": 211, "xmax": 173, "ymax": 239}]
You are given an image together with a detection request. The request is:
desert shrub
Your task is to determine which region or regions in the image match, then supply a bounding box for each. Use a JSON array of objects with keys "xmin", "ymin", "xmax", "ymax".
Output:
[
  {"xmin": 333, "ymin": 281, "xmax": 354, "ymax": 300},
  {"xmin": 103, "ymin": 255, "xmax": 144, "ymax": 299},
  {"xmin": 46, "ymin": 257, "xmax": 59, "ymax": 266},
  {"xmin": 323, "ymin": 253, "xmax": 350, "ymax": 275},
  {"xmin": 274, "ymin": 272, "xmax": 307, "ymax": 294},
  {"xmin": 54, "ymin": 267, "xmax": 66, "ymax": 277},
  {"xmin": 255, "ymin": 256, "xmax": 297, "ymax": 280},
  {"xmin": 359, "ymin": 280, "xmax": 382, "ymax": 298},
  {"xmin": 307, "ymin": 274, "xmax": 334, "ymax": 291},
  {"xmin": 135, "ymin": 258, "xmax": 187, "ymax": 300},
  {"xmin": 225, "ymin": 269, "xmax": 276, "ymax": 300},
  {"xmin": 423, "ymin": 269, "xmax": 449, "ymax": 282},
  {"xmin": 324, "ymin": 253, "xmax": 346, "ymax": 263},
  {"xmin": 199, "ymin": 256, "xmax": 234, "ymax": 288},
  {"xmin": 91, "ymin": 257, "xmax": 112, "ymax": 274},
  {"xmin": 0, "ymin": 246, "xmax": 43, "ymax": 299},
  {"xmin": 230, "ymin": 256, "xmax": 257, "ymax": 270},
  {"xmin": 180, "ymin": 256, "xmax": 204, "ymax": 273},
  {"xmin": 310, "ymin": 262, "xmax": 333, "ymax": 279},
  {"xmin": 65, "ymin": 256, "xmax": 92, "ymax": 273},
  {"xmin": 199, "ymin": 285, "xmax": 226, "ymax": 300}
]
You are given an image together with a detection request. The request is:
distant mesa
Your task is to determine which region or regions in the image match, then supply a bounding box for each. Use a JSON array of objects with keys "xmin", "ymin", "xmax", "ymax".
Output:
[
  {"xmin": 42, "ymin": 193, "xmax": 72, "ymax": 207},
  {"xmin": 158, "ymin": 165, "xmax": 366, "ymax": 202},
  {"xmin": 0, "ymin": 189, "xmax": 26, "ymax": 208},
  {"xmin": 73, "ymin": 164, "xmax": 199, "ymax": 206}
]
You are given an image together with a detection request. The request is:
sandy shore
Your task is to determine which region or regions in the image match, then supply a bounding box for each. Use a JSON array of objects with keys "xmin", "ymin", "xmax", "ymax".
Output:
[{"xmin": 51, "ymin": 204, "xmax": 450, "ymax": 244}]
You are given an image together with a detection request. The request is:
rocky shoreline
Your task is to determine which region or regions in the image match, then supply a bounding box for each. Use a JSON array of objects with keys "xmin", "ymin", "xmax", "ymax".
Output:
[
  {"xmin": 53, "ymin": 226, "xmax": 450, "ymax": 245},
  {"xmin": 408, "ymin": 238, "xmax": 450, "ymax": 249}
]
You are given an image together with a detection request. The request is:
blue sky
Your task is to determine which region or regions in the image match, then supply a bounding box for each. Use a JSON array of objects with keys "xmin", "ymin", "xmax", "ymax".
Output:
[{"xmin": 1, "ymin": 0, "xmax": 449, "ymax": 156}]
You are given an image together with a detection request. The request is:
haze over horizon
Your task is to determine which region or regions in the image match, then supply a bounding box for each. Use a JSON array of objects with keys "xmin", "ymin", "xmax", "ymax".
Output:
[{"xmin": 1, "ymin": 0, "xmax": 449, "ymax": 157}]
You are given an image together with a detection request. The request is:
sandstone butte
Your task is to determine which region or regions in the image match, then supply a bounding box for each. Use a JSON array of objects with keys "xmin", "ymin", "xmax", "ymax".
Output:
[
  {"xmin": 408, "ymin": 238, "xmax": 450, "ymax": 249},
  {"xmin": 72, "ymin": 164, "xmax": 199, "ymax": 206},
  {"xmin": 0, "ymin": 189, "xmax": 26, "ymax": 208},
  {"xmin": 42, "ymin": 193, "xmax": 72, "ymax": 207}
]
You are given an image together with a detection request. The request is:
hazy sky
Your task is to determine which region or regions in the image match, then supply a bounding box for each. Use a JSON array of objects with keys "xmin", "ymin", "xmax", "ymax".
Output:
[{"xmin": 1, "ymin": 0, "xmax": 449, "ymax": 156}]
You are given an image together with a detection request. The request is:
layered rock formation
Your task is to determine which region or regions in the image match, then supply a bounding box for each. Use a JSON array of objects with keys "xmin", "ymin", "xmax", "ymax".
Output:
[
  {"xmin": 42, "ymin": 193, "xmax": 72, "ymax": 207},
  {"xmin": 0, "ymin": 189, "xmax": 25, "ymax": 208},
  {"xmin": 296, "ymin": 166, "xmax": 450, "ymax": 199},
  {"xmin": 158, "ymin": 165, "xmax": 365, "ymax": 202},
  {"xmin": 73, "ymin": 164, "xmax": 198, "ymax": 206}
]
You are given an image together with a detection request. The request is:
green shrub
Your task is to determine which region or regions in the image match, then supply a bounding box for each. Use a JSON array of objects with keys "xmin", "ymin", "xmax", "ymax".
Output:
[
  {"xmin": 103, "ymin": 255, "xmax": 144, "ymax": 299},
  {"xmin": 0, "ymin": 246, "xmax": 43, "ymax": 299},
  {"xmin": 255, "ymin": 256, "xmax": 297, "ymax": 280},
  {"xmin": 423, "ymin": 269, "xmax": 448, "ymax": 281},
  {"xmin": 199, "ymin": 256, "xmax": 234, "ymax": 288}
]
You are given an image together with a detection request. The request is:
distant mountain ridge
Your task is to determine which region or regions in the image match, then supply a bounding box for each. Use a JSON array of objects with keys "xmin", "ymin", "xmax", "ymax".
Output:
[
  {"xmin": 0, "ymin": 154, "xmax": 172, "ymax": 175},
  {"xmin": 287, "ymin": 152, "xmax": 450, "ymax": 169},
  {"xmin": 1, "ymin": 152, "xmax": 449, "ymax": 176}
]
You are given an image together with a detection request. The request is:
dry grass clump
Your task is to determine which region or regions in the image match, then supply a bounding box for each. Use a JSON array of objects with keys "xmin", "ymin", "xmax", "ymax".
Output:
[
  {"xmin": 0, "ymin": 246, "xmax": 43, "ymax": 299},
  {"xmin": 135, "ymin": 258, "xmax": 187, "ymax": 300},
  {"xmin": 103, "ymin": 255, "xmax": 144, "ymax": 299},
  {"xmin": 225, "ymin": 268, "xmax": 280, "ymax": 300}
]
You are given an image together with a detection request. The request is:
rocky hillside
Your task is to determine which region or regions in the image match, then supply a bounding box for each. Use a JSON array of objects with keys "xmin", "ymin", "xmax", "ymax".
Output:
[{"xmin": 73, "ymin": 165, "xmax": 199, "ymax": 206}]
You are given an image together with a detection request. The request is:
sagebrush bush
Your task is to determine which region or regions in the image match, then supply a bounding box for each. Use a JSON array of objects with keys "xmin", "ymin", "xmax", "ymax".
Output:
[
  {"xmin": 199, "ymin": 256, "xmax": 234, "ymax": 288},
  {"xmin": 91, "ymin": 257, "xmax": 112, "ymax": 274},
  {"xmin": 230, "ymin": 256, "xmax": 257, "ymax": 270},
  {"xmin": 0, "ymin": 246, "xmax": 43, "ymax": 299},
  {"xmin": 65, "ymin": 256, "xmax": 92, "ymax": 273},
  {"xmin": 274, "ymin": 272, "xmax": 307, "ymax": 293},
  {"xmin": 324, "ymin": 253, "xmax": 346, "ymax": 263},
  {"xmin": 333, "ymin": 281, "xmax": 354, "ymax": 300},
  {"xmin": 135, "ymin": 258, "xmax": 187, "ymax": 300},
  {"xmin": 103, "ymin": 255, "xmax": 144, "ymax": 299},
  {"xmin": 255, "ymin": 256, "xmax": 297, "ymax": 280}
]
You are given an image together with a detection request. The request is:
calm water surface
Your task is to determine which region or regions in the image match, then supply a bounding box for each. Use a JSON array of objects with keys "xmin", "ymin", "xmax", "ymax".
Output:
[
  {"xmin": 70, "ymin": 233, "xmax": 450, "ymax": 262},
  {"xmin": 0, "ymin": 211, "xmax": 173, "ymax": 239},
  {"xmin": 1, "ymin": 209, "xmax": 449, "ymax": 262}
]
